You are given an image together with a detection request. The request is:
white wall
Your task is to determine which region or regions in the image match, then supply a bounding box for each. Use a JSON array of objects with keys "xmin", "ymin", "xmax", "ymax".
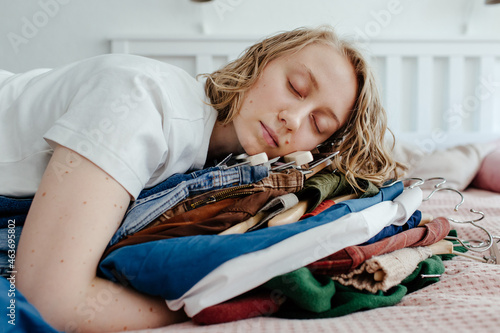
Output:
[{"xmin": 1, "ymin": 0, "xmax": 500, "ymax": 73}]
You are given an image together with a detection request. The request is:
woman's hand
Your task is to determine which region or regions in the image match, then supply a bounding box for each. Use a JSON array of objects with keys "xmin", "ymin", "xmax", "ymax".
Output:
[{"xmin": 15, "ymin": 145, "xmax": 186, "ymax": 332}]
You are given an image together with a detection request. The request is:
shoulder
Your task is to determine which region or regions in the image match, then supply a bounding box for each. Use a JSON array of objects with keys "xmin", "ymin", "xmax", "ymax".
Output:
[
  {"xmin": 80, "ymin": 54, "xmax": 205, "ymax": 102},
  {"xmin": 76, "ymin": 54, "xmax": 193, "ymax": 82},
  {"xmin": 49, "ymin": 54, "xmax": 198, "ymax": 94},
  {"xmin": 54, "ymin": 54, "xmax": 208, "ymax": 112},
  {"xmin": 72, "ymin": 53, "xmax": 165, "ymax": 72}
]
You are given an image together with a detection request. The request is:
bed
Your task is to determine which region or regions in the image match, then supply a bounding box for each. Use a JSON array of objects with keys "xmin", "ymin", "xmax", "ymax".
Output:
[
  {"xmin": 105, "ymin": 35, "xmax": 500, "ymax": 333},
  {"xmin": 1, "ymin": 31, "xmax": 500, "ymax": 333}
]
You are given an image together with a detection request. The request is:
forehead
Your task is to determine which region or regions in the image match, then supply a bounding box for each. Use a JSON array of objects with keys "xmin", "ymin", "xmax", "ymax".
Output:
[{"xmin": 282, "ymin": 43, "xmax": 355, "ymax": 81}]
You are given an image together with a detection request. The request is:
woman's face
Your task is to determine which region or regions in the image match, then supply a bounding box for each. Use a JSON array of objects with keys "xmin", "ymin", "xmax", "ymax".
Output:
[{"xmin": 231, "ymin": 43, "xmax": 357, "ymax": 159}]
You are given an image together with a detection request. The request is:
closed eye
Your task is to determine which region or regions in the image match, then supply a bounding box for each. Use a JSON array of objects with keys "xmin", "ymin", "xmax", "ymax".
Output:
[
  {"xmin": 288, "ymin": 81, "xmax": 301, "ymax": 98},
  {"xmin": 311, "ymin": 114, "xmax": 321, "ymax": 133}
]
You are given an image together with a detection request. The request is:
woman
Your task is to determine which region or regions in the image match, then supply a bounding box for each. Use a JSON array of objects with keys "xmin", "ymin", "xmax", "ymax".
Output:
[{"xmin": 2, "ymin": 26, "xmax": 401, "ymax": 331}]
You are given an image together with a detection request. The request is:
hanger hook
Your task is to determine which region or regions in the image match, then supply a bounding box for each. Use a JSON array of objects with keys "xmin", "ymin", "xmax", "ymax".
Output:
[
  {"xmin": 448, "ymin": 209, "xmax": 491, "ymax": 253},
  {"xmin": 404, "ymin": 177, "xmax": 425, "ymax": 189},
  {"xmin": 467, "ymin": 226, "xmax": 493, "ymax": 253},
  {"xmin": 448, "ymin": 208, "xmax": 485, "ymax": 224},
  {"xmin": 381, "ymin": 177, "xmax": 426, "ymax": 189},
  {"xmin": 380, "ymin": 179, "xmax": 400, "ymax": 188},
  {"xmin": 422, "ymin": 187, "xmax": 465, "ymax": 211},
  {"xmin": 424, "ymin": 177, "xmax": 447, "ymax": 188}
]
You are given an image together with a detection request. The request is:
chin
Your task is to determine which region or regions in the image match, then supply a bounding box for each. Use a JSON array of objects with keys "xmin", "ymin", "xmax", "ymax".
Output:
[
  {"xmin": 243, "ymin": 144, "xmax": 278, "ymax": 159},
  {"xmin": 244, "ymin": 148, "xmax": 262, "ymax": 156},
  {"xmin": 239, "ymin": 142, "xmax": 261, "ymax": 156},
  {"xmin": 266, "ymin": 151, "xmax": 280, "ymax": 158}
]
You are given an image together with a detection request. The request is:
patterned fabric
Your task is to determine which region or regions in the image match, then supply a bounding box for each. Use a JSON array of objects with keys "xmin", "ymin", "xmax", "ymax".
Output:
[{"xmin": 331, "ymin": 246, "xmax": 434, "ymax": 293}]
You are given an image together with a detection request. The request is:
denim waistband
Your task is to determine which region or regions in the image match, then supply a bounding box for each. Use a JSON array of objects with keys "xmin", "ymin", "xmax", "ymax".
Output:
[
  {"xmin": 136, "ymin": 167, "xmax": 226, "ymax": 199},
  {"xmin": 108, "ymin": 165, "xmax": 269, "ymax": 246}
]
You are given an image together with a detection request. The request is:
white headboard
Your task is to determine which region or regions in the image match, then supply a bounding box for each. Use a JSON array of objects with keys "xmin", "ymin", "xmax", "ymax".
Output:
[{"xmin": 111, "ymin": 37, "xmax": 500, "ymax": 149}]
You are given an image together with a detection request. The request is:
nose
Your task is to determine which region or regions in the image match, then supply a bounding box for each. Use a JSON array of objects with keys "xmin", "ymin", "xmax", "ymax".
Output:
[{"xmin": 279, "ymin": 107, "xmax": 308, "ymax": 132}]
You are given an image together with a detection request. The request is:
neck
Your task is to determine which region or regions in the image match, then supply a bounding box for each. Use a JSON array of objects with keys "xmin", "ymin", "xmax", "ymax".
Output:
[{"xmin": 207, "ymin": 120, "xmax": 244, "ymax": 163}]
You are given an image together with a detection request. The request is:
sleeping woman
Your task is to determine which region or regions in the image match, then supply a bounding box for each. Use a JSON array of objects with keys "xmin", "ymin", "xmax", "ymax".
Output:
[{"xmin": 0, "ymin": 26, "xmax": 402, "ymax": 331}]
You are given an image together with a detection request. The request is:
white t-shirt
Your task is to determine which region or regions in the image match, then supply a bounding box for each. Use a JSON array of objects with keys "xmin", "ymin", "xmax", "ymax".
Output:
[{"xmin": 0, "ymin": 54, "xmax": 218, "ymax": 199}]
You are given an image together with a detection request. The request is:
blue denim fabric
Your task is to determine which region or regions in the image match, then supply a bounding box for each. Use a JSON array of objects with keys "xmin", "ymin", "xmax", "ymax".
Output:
[
  {"xmin": 0, "ymin": 196, "xmax": 32, "ymax": 228},
  {"xmin": 137, "ymin": 167, "xmax": 224, "ymax": 199},
  {"xmin": 0, "ymin": 224, "xmax": 22, "ymax": 277},
  {"xmin": 108, "ymin": 165, "xmax": 269, "ymax": 246}
]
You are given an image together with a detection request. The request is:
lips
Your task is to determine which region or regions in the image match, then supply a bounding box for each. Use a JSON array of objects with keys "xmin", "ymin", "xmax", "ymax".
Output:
[{"xmin": 260, "ymin": 122, "xmax": 279, "ymax": 148}]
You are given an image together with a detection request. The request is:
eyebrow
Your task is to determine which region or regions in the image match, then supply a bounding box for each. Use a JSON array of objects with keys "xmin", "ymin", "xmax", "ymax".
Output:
[
  {"xmin": 304, "ymin": 65, "xmax": 319, "ymax": 90},
  {"xmin": 303, "ymin": 64, "xmax": 340, "ymax": 128}
]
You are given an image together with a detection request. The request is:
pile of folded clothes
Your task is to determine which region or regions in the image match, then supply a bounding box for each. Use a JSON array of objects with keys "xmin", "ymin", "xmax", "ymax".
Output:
[{"xmin": 95, "ymin": 154, "xmax": 454, "ymax": 324}]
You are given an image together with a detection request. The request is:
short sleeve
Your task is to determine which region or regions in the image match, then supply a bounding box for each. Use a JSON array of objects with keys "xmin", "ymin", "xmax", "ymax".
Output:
[{"xmin": 44, "ymin": 66, "xmax": 169, "ymax": 199}]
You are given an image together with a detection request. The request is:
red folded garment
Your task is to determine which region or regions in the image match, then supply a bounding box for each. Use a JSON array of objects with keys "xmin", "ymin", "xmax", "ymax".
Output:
[
  {"xmin": 301, "ymin": 199, "xmax": 336, "ymax": 219},
  {"xmin": 307, "ymin": 217, "xmax": 451, "ymax": 275},
  {"xmin": 192, "ymin": 290, "xmax": 284, "ymax": 325}
]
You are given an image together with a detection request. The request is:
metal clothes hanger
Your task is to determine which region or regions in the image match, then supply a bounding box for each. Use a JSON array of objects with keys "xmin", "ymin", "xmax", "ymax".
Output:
[
  {"xmin": 446, "ymin": 208, "xmax": 497, "ymax": 256},
  {"xmin": 386, "ymin": 176, "xmax": 499, "ymax": 264},
  {"xmin": 418, "ymin": 177, "xmax": 499, "ymax": 264}
]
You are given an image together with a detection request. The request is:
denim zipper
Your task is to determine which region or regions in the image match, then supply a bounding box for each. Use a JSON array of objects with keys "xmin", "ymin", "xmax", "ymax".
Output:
[{"xmin": 190, "ymin": 184, "xmax": 254, "ymax": 209}]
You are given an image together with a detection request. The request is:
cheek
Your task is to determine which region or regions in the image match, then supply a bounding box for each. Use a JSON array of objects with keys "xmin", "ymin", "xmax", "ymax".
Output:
[
  {"xmin": 239, "ymin": 92, "xmax": 262, "ymax": 119},
  {"xmin": 287, "ymin": 133, "xmax": 321, "ymax": 152},
  {"xmin": 250, "ymin": 78, "xmax": 285, "ymax": 108}
]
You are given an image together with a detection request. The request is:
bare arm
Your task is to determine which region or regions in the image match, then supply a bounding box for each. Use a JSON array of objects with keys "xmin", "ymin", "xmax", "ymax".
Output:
[{"xmin": 15, "ymin": 145, "xmax": 186, "ymax": 332}]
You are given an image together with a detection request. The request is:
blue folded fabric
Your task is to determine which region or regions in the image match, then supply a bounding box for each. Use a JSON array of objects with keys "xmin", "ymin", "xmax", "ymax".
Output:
[
  {"xmin": 362, "ymin": 209, "xmax": 422, "ymax": 245},
  {"xmin": 0, "ymin": 277, "xmax": 60, "ymax": 333}
]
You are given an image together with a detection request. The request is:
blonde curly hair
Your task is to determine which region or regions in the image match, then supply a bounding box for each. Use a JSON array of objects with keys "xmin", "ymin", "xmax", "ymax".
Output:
[{"xmin": 202, "ymin": 26, "xmax": 404, "ymax": 189}]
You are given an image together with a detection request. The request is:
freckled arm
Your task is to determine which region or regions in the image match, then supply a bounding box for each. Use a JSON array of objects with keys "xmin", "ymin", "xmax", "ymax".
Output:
[{"xmin": 15, "ymin": 145, "xmax": 186, "ymax": 332}]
